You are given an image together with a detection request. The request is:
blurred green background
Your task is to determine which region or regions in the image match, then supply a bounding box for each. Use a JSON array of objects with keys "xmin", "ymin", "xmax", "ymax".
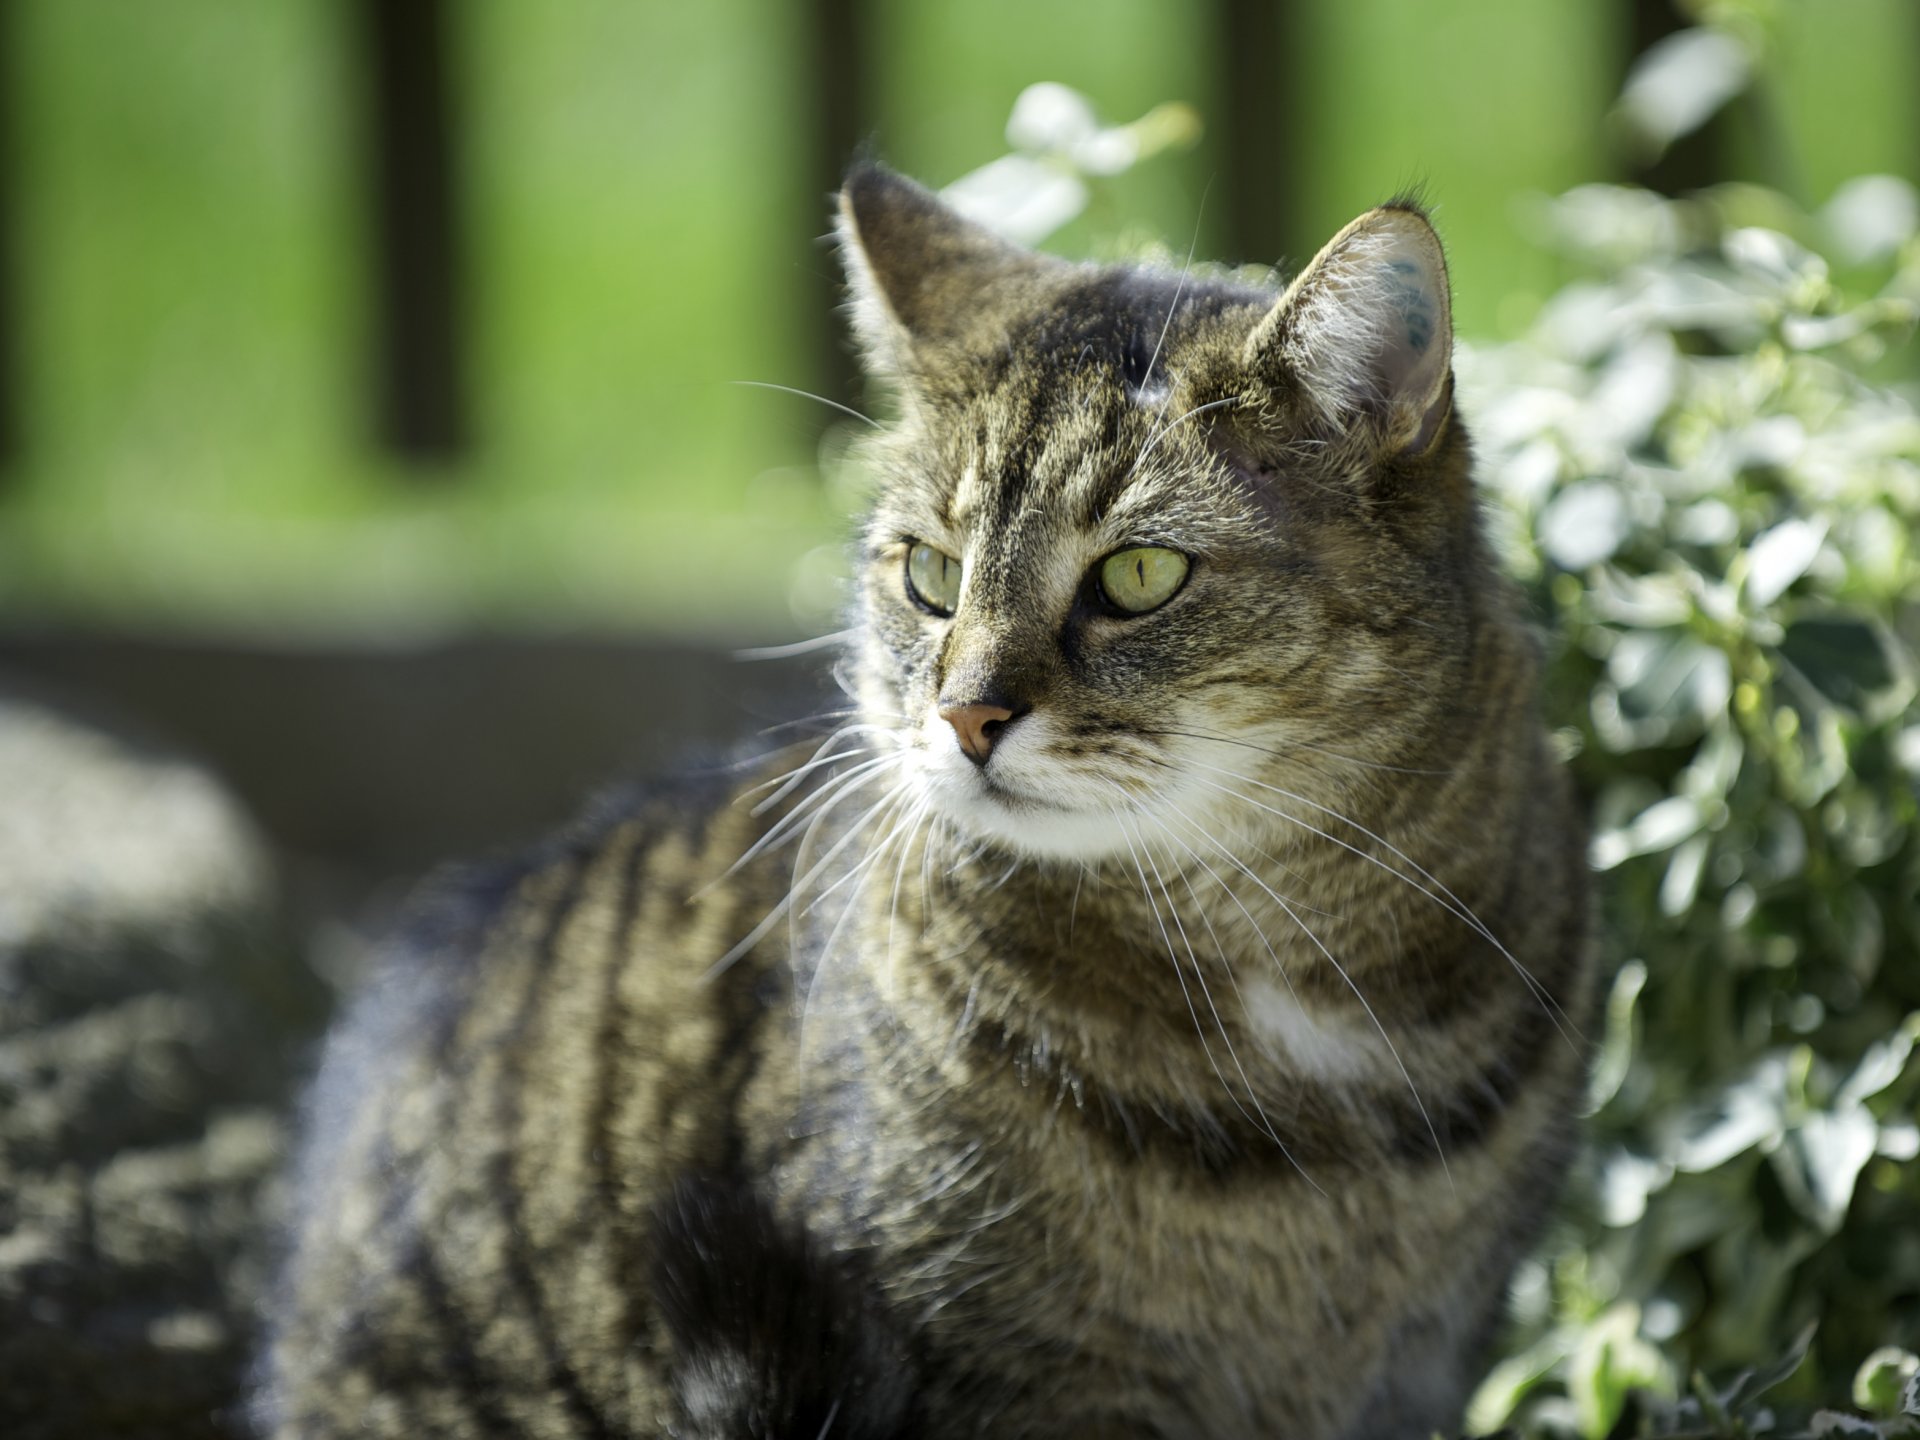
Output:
[
  {"xmin": 0, "ymin": 0, "xmax": 1912, "ymax": 642},
  {"xmin": 0, "ymin": 5, "xmax": 1917, "ymax": 1437}
]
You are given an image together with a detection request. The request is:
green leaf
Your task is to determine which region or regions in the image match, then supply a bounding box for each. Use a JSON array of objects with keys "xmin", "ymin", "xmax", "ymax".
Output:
[
  {"xmin": 1811, "ymin": 1410, "xmax": 1887, "ymax": 1437},
  {"xmin": 1837, "ymin": 1024, "xmax": 1917, "ymax": 1109},
  {"xmin": 1587, "ymin": 961, "xmax": 1648, "ymax": 1115},
  {"xmin": 1592, "ymin": 795, "xmax": 1703, "ymax": 870},
  {"xmin": 1778, "ymin": 617, "xmax": 1899, "ymax": 713},
  {"xmin": 1570, "ymin": 1305, "xmax": 1675, "ymax": 1438},
  {"xmin": 1721, "ymin": 1321, "xmax": 1818, "ymax": 1410},
  {"xmin": 1664, "ymin": 1058, "xmax": 1788, "ymax": 1173},
  {"xmin": 1603, "ymin": 632, "xmax": 1732, "ymax": 746},
  {"xmin": 1542, "ymin": 481, "xmax": 1634, "ymax": 569},
  {"xmin": 1746, "ymin": 517, "xmax": 1828, "ymax": 608},
  {"xmin": 1770, "ymin": 1106, "xmax": 1879, "ymax": 1233},
  {"xmin": 1659, "ymin": 834, "xmax": 1711, "ymax": 916},
  {"xmin": 1853, "ymin": 1348, "xmax": 1920, "ymax": 1419}
]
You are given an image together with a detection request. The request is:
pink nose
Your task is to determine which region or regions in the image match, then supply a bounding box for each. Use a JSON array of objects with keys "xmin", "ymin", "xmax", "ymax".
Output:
[{"xmin": 939, "ymin": 701, "xmax": 1016, "ymax": 765}]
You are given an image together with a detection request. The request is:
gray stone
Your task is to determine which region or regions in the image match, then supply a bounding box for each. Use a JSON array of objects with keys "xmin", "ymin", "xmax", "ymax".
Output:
[{"xmin": 0, "ymin": 686, "xmax": 325, "ymax": 1439}]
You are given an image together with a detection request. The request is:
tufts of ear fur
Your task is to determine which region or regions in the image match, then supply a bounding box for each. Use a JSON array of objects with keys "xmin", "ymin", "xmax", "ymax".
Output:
[
  {"xmin": 1244, "ymin": 204, "xmax": 1454, "ymax": 456},
  {"xmin": 837, "ymin": 162, "xmax": 1060, "ymax": 380}
]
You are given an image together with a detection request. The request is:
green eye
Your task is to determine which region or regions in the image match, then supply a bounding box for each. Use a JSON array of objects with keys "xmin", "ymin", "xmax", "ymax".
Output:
[
  {"xmin": 1099, "ymin": 546, "xmax": 1190, "ymax": 615},
  {"xmin": 905, "ymin": 543, "xmax": 962, "ymax": 615}
]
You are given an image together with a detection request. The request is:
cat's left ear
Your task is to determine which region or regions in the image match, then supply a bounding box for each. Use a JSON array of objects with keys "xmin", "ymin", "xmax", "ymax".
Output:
[
  {"xmin": 1243, "ymin": 204, "xmax": 1453, "ymax": 455},
  {"xmin": 837, "ymin": 162, "xmax": 1060, "ymax": 380}
]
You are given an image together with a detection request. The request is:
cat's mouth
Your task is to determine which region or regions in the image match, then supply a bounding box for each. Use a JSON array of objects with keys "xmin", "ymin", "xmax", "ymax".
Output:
[
  {"xmin": 933, "ymin": 759, "xmax": 1064, "ymax": 816},
  {"xmin": 920, "ymin": 747, "xmax": 1143, "ymax": 861},
  {"xmin": 970, "ymin": 767, "xmax": 1061, "ymax": 807}
]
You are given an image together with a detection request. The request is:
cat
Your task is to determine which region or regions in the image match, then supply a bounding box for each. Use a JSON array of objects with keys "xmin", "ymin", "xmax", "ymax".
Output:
[{"xmin": 257, "ymin": 162, "xmax": 1594, "ymax": 1440}]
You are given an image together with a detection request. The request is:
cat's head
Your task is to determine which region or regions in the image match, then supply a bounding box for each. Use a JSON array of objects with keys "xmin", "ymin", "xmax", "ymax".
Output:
[{"xmin": 838, "ymin": 163, "xmax": 1489, "ymax": 864}]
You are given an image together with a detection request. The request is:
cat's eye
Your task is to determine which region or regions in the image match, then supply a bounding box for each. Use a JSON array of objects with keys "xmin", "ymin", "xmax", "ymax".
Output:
[
  {"xmin": 905, "ymin": 543, "xmax": 962, "ymax": 616},
  {"xmin": 1098, "ymin": 546, "xmax": 1190, "ymax": 615}
]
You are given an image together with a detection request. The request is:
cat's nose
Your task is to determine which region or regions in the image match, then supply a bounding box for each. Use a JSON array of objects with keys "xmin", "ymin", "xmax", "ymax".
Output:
[{"xmin": 939, "ymin": 699, "xmax": 1028, "ymax": 766}]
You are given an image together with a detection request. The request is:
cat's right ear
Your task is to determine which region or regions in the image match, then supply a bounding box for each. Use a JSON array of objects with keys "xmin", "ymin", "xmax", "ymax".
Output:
[
  {"xmin": 837, "ymin": 163, "xmax": 1055, "ymax": 380},
  {"xmin": 1242, "ymin": 203, "xmax": 1455, "ymax": 457}
]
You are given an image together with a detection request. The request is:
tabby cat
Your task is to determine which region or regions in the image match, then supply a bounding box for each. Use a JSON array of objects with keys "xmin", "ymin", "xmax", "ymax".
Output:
[{"xmin": 258, "ymin": 164, "xmax": 1593, "ymax": 1440}]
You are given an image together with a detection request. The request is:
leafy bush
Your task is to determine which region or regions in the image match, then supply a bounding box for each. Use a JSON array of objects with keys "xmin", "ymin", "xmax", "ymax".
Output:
[{"xmin": 1460, "ymin": 178, "xmax": 1920, "ymax": 1437}]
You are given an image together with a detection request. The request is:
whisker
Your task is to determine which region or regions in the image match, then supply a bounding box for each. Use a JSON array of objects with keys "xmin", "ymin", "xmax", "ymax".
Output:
[
  {"xmin": 1133, "ymin": 818, "xmax": 1291, "ymax": 1152},
  {"xmin": 1129, "ymin": 396, "xmax": 1243, "ymax": 480},
  {"xmin": 1179, "ymin": 815, "xmax": 1454, "ymax": 1189},
  {"xmin": 734, "ymin": 630, "xmax": 859, "ymax": 661},
  {"xmin": 730, "ymin": 379, "xmax": 880, "ymax": 428},
  {"xmin": 688, "ymin": 707, "xmax": 876, "ymax": 782},
  {"xmin": 1112, "ymin": 809, "xmax": 1319, "ymax": 1192},
  {"xmin": 1130, "ymin": 753, "xmax": 1332, "ymax": 910},
  {"xmin": 729, "ymin": 752, "xmax": 897, "ymax": 870},
  {"xmin": 747, "ymin": 706, "xmax": 869, "ymax": 737},
  {"xmin": 1151, "ymin": 803, "xmax": 1303, "ymax": 1007},
  {"xmin": 1184, "ymin": 764, "xmax": 1579, "ymax": 1049},
  {"xmin": 797, "ymin": 785, "xmax": 916, "ymax": 1064},
  {"xmin": 1195, "ymin": 759, "xmax": 1576, "ymax": 1035},
  {"xmin": 1145, "ymin": 724, "xmax": 1454, "ymax": 778},
  {"xmin": 743, "ymin": 724, "xmax": 901, "ymax": 812},
  {"xmin": 801, "ymin": 787, "xmax": 920, "ymax": 917},
  {"xmin": 702, "ymin": 762, "xmax": 899, "ymax": 977},
  {"xmin": 1135, "ymin": 242, "xmax": 1193, "ymax": 406},
  {"xmin": 882, "ymin": 796, "xmax": 934, "ymax": 1002}
]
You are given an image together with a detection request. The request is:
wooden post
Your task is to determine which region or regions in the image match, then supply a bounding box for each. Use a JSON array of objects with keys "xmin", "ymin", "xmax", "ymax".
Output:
[
  {"xmin": 0, "ymin": 0, "xmax": 18, "ymax": 474},
  {"xmin": 802, "ymin": 0, "xmax": 868, "ymax": 426},
  {"xmin": 1624, "ymin": 0, "xmax": 1726, "ymax": 195},
  {"xmin": 360, "ymin": 0, "xmax": 466, "ymax": 462},
  {"xmin": 1216, "ymin": 0, "xmax": 1300, "ymax": 270}
]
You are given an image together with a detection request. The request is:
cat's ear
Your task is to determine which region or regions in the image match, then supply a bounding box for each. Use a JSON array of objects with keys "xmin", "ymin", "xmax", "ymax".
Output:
[
  {"xmin": 837, "ymin": 162, "xmax": 1057, "ymax": 379},
  {"xmin": 1243, "ymin": 204, "xmax": 1453, "ymax": 455}
]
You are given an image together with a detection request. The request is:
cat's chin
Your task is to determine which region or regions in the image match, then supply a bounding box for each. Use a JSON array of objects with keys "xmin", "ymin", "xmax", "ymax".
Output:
[
  {"xmin": 923, "ymin": 768, "xmax": 1140, "ymax": 863},
  {"xmin": 950, "ymin": 795, "xmax": 1136, "ymax": 862}
]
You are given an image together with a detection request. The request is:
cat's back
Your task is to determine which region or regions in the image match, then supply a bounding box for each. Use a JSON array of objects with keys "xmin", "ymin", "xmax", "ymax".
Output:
[{"xmin": 260, "ymin": 757, "xmax": 813, "ymax": 1437}]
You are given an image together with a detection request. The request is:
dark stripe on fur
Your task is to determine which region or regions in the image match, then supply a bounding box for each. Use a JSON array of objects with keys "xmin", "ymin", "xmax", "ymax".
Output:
[
  {"xmin": 585, "ymin": 825, "xmax": 660, "ymax": 1223},
  {"xmin": 487, "ymin": 852, "xmax": 627, "ymax": 1440},
  {"xmin": 651, "ymin": 1174, "xmax": 920, "ymax": 1440},
  {"xmin": 410, "ymin": 1239, "xmax": 525, "ymax": 1438}
]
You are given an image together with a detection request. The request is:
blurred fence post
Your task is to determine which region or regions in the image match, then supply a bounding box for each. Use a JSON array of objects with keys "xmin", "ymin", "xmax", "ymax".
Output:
[
  {"xmin": 1216, "ymin": 0, "xmax": 1301, "ymax": 270},
  {"xmin": 0, "ymin": 0, "xmax": 18, "ymax": 474},
  {"xmin": 1623, "ymin": 0, "xmax": 1726, "ymax": 194},
  {"xmin": 802, "ymin": 0, "xmax": 868, "ymax": 429},
  {"xmin": 360, "ymin": 0, "xmax": 467, "ymax": 464}
]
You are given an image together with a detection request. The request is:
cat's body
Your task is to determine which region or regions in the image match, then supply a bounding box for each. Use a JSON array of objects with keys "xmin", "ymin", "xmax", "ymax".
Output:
[{"xmin": 260, "ymin": 167, "xmax": 1593, "ymax": 1439}]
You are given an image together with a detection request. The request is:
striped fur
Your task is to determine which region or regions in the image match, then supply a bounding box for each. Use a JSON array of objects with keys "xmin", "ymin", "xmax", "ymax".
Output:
[{"xmin": 259, "ymin": 165, "xmax": 1593, "ymax": 1439}]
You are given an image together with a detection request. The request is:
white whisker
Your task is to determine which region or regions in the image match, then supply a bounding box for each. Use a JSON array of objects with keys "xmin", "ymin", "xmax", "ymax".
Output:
[
  {"xmin": 1173, "ymin": 810, "xmax": 1454, "ymax": 1189},
  {"xmin": 1151, "ymin": 803, "xmax": 1302, "ymax": 1006},
  {"xmin": 744, "ymin": 724, "xmax": 901, "ymax": 813},
  {"xmin": 1136, "ymin": 255, "xmax": 1192, "ymax": 404},
  {"xmin": 882, "ymin": 796, "xmax": 935, "ymax": 1002},
  {"xmin": 702, "ymin": 762, "xmax": 901, "ymax": 978},
  {"xmin": 1129, "ymin": 396, "xmax": 1243, "ymax": 480},
  {"xmin": 1112, "ymin": 808, "xmax": 1319, "ymax": 1191},
  {"xmin": 1134, "ymin": 818, "xmax": 1288, "ymax": 1146},
  {"xmin": 1184, "ymin": 761, "xmax": 1579, "ymax": 1049},
  {"xmin": 721, "ymin": 754, "xmax": 897, "ymax": 877},
  {"xmin": 1148, "ymin": 723, "xmax": 1454, "ymax": 778},
  {"xmin": 797, "ymin": 784, "xmax": 916, "ymax": 1066},
  {"xmin": 734, "ymin": 630, "xmax": 859, "ymax": 661},
  {"xmin": 730, "ymin": 378, "xmax": 880, "ymax": 428}
]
